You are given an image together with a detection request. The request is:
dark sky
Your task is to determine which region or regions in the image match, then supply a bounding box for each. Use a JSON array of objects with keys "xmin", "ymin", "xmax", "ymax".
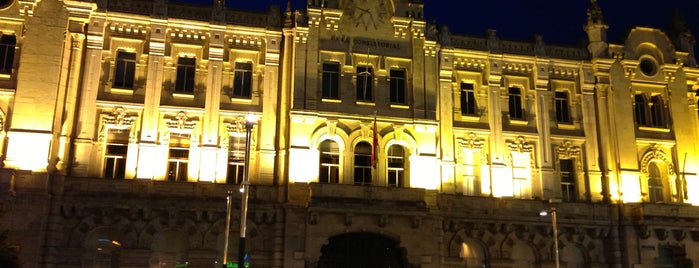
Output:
[{"xmin": 175, "ymin": 0, "xmax": 699, "ymax": 48}]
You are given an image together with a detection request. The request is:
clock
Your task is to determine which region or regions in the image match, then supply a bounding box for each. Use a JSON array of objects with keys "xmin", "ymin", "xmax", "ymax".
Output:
[{"xmin": 345, "ymin": 0, "xmax": 389, "ymax": 30}]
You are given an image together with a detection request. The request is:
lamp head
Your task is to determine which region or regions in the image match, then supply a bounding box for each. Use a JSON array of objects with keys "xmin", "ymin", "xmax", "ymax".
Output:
[
  {"xmin": 246, "ymin": 113, "xmax": 259, "ymax": 123},
  {"xmin": 539, "ymin": 211, "xmax": 549, "ymax": 217}
]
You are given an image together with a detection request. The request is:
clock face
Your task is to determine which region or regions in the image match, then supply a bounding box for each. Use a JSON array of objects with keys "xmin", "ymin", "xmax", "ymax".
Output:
[{"xmin": 346, "ymin": 0, "xmax": 389, "ymax": 30}]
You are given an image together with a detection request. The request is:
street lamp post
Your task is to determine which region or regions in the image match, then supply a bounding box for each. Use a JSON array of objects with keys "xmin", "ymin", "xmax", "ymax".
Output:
[
  {"xmin": 238, "ymin": 114, "xmax": 257, "ymax": 268},
  {"xmin": 539, "ymin": 208, "xmax": 560, "ymax": 268},
  {"xmin": 222, "ymin": 191, "xmax": 233, "ymax": 267}
]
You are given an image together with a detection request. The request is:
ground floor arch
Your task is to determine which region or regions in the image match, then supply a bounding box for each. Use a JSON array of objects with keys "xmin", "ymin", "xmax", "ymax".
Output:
[{"xmin": 317, "ymin": 232, "xmax": 407, "ymax": 268}]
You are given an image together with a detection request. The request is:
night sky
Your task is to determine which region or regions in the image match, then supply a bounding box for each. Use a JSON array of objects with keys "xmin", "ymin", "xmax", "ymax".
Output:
[{"xmin": 174, "ymin": 0, "xmax": 699, "ymax": 48}]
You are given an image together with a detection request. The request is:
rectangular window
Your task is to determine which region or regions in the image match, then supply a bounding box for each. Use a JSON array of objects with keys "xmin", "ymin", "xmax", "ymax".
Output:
[
  {"xmin": 389, "ymin": 69, "xmax": 406, "ymax": 104},
  {"xmin": 512, "ymin": 152, "xmax": 530, "ymax": 198},
  {"xmin": 554, "ymin": 91, "xmax": 571, "ymax": 123},
  {"xmin": 508, "ymin": 87, "xmax": 524, "ymax": 120},
  {"xmin": 649, "ymin": 95, "xmax": 664, "ymax": 127},
  {"xmin": 322, "ymin": 62, "xmax": 340, "ymax": 99},
  {"xmin": 168, "ymin": 146, "xmax": 189, "ymax": 182},
  {"xmin": 387, "ymin": 145, "xmax": 405, "ymax": 187},
  {"xmin": 559, "ymin": 159, "xmax": 576, "ymax": 202},
  {"xmin": 233, "ymin": 62, "xmax": 253, "ymax": 99},
  {"xmin": 104, "ymin": 144, "xmax": 127, "ymax": 179},
  {"xmin": 227, "ymin": 135, "xmax": 247, "ymax": 184},
  {"xmin": 634, "ymin": 94, "xmax": 648, "ymax": 126},
  {"xmin": 175, "ymin": 57, "xmax": 196, "ymax": 93},
  {"xmin": 356, "ymin": 66, "xmax": 373, "ymax": 102},
  {"xmin": 0, "ymin": 35, "xmax": 16, "ymax": 75},
  {"xmin": 113, "ymin": 52, "xmax": 136, "ymax": 89},
  {"xmin": 460, "ymin": 83, "xmax": 477, "ymax": 115}
]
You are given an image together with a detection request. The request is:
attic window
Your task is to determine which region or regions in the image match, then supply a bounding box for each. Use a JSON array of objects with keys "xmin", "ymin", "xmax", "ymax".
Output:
[{"xmin": 639, "ymin": 57, "xmax": 657, "ymax": 77}]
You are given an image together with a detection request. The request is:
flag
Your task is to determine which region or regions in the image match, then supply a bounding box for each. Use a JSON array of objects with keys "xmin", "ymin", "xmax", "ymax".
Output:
[{"xmin": 371, "ymin": 111, "xmax": 378, "ymax": 169}]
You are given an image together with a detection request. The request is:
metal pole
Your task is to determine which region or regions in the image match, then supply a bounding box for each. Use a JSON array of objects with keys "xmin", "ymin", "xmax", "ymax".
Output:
[
  {"xmin": 238, "ymin": 117, "xmax": 254, "ymax": 267},
  {"xmin": 222, "ymin": 191, "xmax": 232, "ymax": 267},
  {"xmin": 552, "ymin": 208, "xmax": 560, "ymax": 268}
]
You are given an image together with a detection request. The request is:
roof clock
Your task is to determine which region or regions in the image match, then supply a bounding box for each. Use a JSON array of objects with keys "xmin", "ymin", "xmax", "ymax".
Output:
[{"xmin": 346, "ymin": 0, "xmax": 390, "ymax": 30}]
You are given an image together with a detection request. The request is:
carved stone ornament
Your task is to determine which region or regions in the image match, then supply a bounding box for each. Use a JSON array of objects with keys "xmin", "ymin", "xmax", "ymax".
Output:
[
  {"xmin": 103, "ymin": 106, "xmax": 135, "ymax": 128},
  {"xmin": 640, "ymin": 144, "xmax": 675, "ymax": 175},
  {"xmin": 458, "ymin": 132, "xmax": 484, "ymax": 151},
  {"xmin": 507, "ymin": 136, "xmax": 534, "ymax": 153},
  {"xmin": 226, "ymin": 116, "xmax": 251, "ymax": 135},
  {"xmin": 167, "ymin": 111, "xmax": 196, "ymax": 130},
  {"xmin": 554, "ymin": 140, "xmax": 581, "ymax": 158}
]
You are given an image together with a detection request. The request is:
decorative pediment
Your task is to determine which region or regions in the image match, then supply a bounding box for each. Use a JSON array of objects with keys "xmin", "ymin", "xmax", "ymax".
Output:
[
  {"xmin": 225, "ymin": 116, "xmax": 251, "ymax": 135},
  {"xmin": 640, "ymin": 144, "xmax": 675, "ymax": 175},
  {"xmin": 554, "ymin": 140, "xmax": 581, "ymax": 158},
  {"xmin": 507, "ymin": 136, "xmax": 534, "ymax": 153},
  {"xmin": 458, "ymin": 132, "xmax": 484, "ymax": 151},
  {"xmin": 103, "ymin": 107, "xmax": 135, "ymax": 128},
  {"xmin": 166, "ymin": 111, "xmax": 197, "ymax": 130}
]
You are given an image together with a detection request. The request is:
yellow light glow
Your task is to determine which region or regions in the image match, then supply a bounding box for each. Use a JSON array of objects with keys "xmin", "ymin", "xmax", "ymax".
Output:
[
  {"xmin": 684, "ymin": 175, "xmax": 699, "ymax": 205},
  {"xmin": 409, "ymin": 155, "xmax": 439, "ymax": 190},
  {"xmin": 620, "ymin": 173, "xmax": 642, "ymax": 203},
  {"xmin": 491, "ymin": 165, "xmax": 512, "ymax": 197},
  {"xmin": 480, "ymin": 165, "xmax": 491, "ymax": 196},
  {"xmin": 135, "ymin": 144, "xmax": 159, "ymax": 179},
  {"xmin": 288, "ymin": 148, "xmax": 317, "ymax": 183},
  {"xmin": 4, "ymin": 131, "xmax": 51, "ymax": 171}
]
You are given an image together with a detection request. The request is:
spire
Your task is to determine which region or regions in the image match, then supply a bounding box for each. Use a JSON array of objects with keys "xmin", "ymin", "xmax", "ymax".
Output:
[
  {"xmin": 584, "ymin": 0, "xmax": 608, "ymax": 58},
  {"xmin": 284, "ymin": 1, "xmax": 293, "ymax": 28},
  {"xmin": 669, "ymin": 9, "xmax": 696, "ymax": 66},
  {"xmin": 586, "ymin": 0, "xmax": 604, "ymax": 26},
  {"xmin": 215, "ymin": 0, "xmax": 225, "ymax": 9}
]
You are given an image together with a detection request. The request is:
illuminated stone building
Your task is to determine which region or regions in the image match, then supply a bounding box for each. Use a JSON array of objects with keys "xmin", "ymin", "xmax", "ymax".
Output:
[{"xmin": 1, "ymin": 0, "xmax": 699, "ymax": 267}]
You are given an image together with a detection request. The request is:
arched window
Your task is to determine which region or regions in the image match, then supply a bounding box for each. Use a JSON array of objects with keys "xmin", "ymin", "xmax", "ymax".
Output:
[
  {"xmin": 387, "ymin": 145, "xmax": 405, "ymax": 187},
  {"xmin": 354, "ymin": 142, "xmax": 372, "ymax": 185},
  {"xmin": 648, "ymin": 162, "xmax": 665, "ymax": 203},
  {"xmin": 319, "ymin": 140, "xmax": 340, "ymax": 183},
  {"xmin": 459, "ymin": 241, "xmax": 485, "ymax": 268}
]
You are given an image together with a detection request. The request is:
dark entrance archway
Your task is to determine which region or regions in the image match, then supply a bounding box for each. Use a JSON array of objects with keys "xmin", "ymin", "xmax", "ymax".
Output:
[{"xmin": 318, "ymin": 232, "xmax": 407, "ymax": 268}]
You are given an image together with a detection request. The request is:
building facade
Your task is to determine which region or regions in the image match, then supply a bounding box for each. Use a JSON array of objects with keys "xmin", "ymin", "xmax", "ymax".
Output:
[{"xmin": 1, "ymin": 0, "xmax": 699, "ymax": 267}]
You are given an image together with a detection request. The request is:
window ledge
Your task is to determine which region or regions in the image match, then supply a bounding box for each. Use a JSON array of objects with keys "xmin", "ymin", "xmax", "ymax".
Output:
[
  {"xmin": 355, "ymin": 101, "xmax": 375, "ymax": 106},
  {"xmin": 173, "ymin": 92, "xmax": 194, "ymax": 99},
  {"xmin": 231, "ymin": 97, "xmax": 253, "ymax": 103},
  {"xmin": 389, "ymin": 104, "xmax": 409, "ymax": 109},
  {"xmin": 322, "ymin": 98, "xmax": 341, "ymax": 103},
  {"xmin": 459, "ymin": 114, "xmax": 480, "ymax": 122},
  {"xmin": 110, "ymin": 88, "xmax": 134, "ymax": 95},
  {"xmin": 509, "ymin": 118, "xmax": 528, "ymax": 126},
  {"xmin": 556, "ymin": 122, "xmax": 576, "ymax": 130},
  {"xmin": 638, "ymin": 126, "xmax": 670, "ymax": 133}
]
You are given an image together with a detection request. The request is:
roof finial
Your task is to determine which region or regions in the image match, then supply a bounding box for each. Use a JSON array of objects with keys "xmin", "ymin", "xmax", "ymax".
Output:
[{"xmin": 587, "ymin": 0, "xmax": 604, "ymax": 26}]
